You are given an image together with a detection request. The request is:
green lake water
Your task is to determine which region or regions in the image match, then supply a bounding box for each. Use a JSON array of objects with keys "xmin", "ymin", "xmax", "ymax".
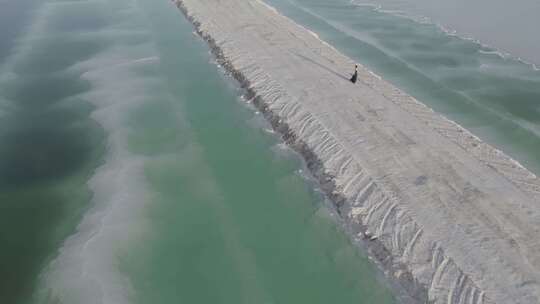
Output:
[{"xmin": 0, "ymin": 0, "xmax": 396, "ymax": 303}]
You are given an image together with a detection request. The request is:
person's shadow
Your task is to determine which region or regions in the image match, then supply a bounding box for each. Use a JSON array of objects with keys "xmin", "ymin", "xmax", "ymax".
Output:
[{"xmin": 292, "ymin": 52, "xmax": 351, "ymax": 82}]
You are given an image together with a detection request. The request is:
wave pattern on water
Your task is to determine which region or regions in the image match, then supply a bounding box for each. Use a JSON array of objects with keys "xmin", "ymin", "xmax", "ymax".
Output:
[
  {"xmin": 21, "ymin": 1, "xmax": 161, "ymax": 303},
  {"xmin": 351, "ymin": 0, "xmax": 540, "ymax": 72}
]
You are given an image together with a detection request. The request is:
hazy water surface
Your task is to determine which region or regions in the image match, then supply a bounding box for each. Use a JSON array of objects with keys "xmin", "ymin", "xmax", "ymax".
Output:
[{"xmin": 356, "ymin": 0, "xmax": 540, "ymax": 66}]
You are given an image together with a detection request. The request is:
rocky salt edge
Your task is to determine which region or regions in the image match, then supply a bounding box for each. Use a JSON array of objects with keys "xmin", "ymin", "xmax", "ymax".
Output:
[{"xmin": 173, "ymin": 0, "xmax": 540, "ymax": 303}]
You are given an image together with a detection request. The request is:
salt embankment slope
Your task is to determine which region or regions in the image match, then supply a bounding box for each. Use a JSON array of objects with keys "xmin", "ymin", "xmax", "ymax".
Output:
[{"xmin": 173, "ymin": 0, "xmax": 540, "ymax": 303}]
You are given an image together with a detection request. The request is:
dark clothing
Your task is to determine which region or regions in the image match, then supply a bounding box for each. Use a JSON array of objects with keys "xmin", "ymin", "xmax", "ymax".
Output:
[{"xmin": 350, "ymin": 70, "xmax": 358, "ymax": 83}]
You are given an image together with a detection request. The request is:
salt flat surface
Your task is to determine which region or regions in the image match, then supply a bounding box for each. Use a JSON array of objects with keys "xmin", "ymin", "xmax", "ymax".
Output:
[{"xmin": 174, "ymin": 0, "xmax": 540, "ymax": 303}]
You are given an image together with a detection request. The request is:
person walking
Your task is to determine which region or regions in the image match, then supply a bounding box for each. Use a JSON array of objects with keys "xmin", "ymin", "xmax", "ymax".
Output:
[{"xmin": 350, "ymin": 64, "xmax": 358, "ymax": 83}]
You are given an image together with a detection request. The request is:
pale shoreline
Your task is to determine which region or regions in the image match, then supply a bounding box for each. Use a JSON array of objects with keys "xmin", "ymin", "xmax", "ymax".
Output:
[{"xmin": 173, "ymin": 0, "xmax": 540, "ymax": 303}]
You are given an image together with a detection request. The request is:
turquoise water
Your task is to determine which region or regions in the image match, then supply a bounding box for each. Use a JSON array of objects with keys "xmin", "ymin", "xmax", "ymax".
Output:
[
  {"xmin": 0, "ymin": 0, "xmax": 395, "ymax": 303},
  {"xmin": 265, "ymin": 0, "xmax": 540, "ymax": 175}
]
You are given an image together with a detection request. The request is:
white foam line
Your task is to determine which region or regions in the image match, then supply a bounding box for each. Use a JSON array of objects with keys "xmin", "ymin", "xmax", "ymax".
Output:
[
  {"xmin": 255, "ymin": 0, "xmax": 279, "ymax": 14},
  {"xmin": 350, "ymin": 0, "xmax": 540, "ymax": 71},
  {"xmin": 369, "ymin": 70, "xmax": 381, "ymax": 80}
]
